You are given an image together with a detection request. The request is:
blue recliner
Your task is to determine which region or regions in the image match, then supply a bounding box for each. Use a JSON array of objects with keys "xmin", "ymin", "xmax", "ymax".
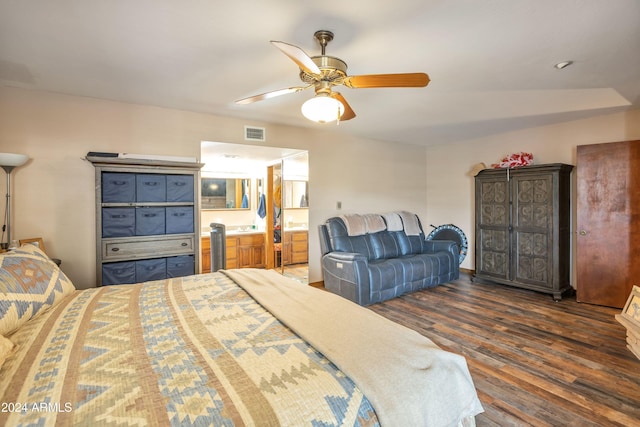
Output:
[{"xmin": 319, "ymin": 213, "xmax": 459, "ymax": 305}]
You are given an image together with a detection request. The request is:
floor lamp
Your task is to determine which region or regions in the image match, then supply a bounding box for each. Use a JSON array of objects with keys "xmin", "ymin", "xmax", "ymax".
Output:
[{"xmin": 0, "ymin": 153, "xmax": 29, "ymax": 250}]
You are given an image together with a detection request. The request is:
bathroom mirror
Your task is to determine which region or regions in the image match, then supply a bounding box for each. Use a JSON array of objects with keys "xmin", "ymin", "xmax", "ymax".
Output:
[
  {"xmin": 283, "ymin": 181, "xmax": 309, "ymax": 208},
  {"xmin": 201, "ymin": 178, "xmax": 250, "ymax": 210}
]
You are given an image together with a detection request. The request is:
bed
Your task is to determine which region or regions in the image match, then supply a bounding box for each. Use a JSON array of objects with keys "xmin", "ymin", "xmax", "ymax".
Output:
[{"xmin": 0, "ymin": 244, "xmax": 483, "ymax": 426}]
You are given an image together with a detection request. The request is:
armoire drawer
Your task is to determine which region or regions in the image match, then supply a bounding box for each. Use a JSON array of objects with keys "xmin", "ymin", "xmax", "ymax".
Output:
[{"xmin": 102, "ymin": 235, "xmax": 194, "ymax": 260}]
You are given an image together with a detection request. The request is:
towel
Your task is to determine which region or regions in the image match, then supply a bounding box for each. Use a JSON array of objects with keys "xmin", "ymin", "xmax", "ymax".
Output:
[
  {"xmin": 398, "ymin": 211, "xmax": 422, "ymax": 236},
  {"xmin": 340, "ymin": 214, "xmax": 367, "ymax": 236},
  {"xmin": 241, "ymin": 193, "xmax": 249, "ymax": 208},
  {"xmin": 383, "ymin": 212, "xmax": 403, "ymax": 232},
  {"xmin": 257, "ymin": 193, "xmax": 266, "ymax": 219},
  {"xmin": 363, "ymin": 214, "xmax": 386, "ymax": 233}
]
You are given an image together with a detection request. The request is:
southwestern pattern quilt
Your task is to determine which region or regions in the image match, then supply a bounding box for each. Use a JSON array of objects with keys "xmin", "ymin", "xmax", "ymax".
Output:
[{"xmin": 0, "ymin": 272, "xmax": 379, "ymax": 426}]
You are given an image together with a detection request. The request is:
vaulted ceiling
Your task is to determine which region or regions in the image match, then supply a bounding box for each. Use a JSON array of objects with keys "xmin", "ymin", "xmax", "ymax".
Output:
[{"xmin": 1, "ymin": 1, "xmax": 638, "ymax": 146}]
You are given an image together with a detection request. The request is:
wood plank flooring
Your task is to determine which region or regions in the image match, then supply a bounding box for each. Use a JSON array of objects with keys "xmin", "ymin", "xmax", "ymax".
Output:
[{"xmin": 367, "ymin": 273, "xmax": 640, "ymax": 427}]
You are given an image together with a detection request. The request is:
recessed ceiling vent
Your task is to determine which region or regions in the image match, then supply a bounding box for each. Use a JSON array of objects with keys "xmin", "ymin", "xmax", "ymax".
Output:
[{"xmin": 244, "ymin": 126, "xmax": 266, "ymax": 142}]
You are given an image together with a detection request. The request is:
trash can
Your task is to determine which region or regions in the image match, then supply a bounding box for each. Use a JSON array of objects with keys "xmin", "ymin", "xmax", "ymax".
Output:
[{"xmin": 210, "ymin": 223, "xmax": 226, "ymax": 272}]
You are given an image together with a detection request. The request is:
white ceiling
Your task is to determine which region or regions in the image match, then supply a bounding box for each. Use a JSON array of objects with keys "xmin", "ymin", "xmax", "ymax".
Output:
[{"xmin": 1, "ymin": 0, "xmax": 638, "ymax": 146}]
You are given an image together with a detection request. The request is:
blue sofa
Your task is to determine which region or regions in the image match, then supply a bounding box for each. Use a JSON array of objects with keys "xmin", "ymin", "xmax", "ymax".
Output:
[{"xmin": 319, "ymin": 213, "xmax": 460, "ymax": 305}]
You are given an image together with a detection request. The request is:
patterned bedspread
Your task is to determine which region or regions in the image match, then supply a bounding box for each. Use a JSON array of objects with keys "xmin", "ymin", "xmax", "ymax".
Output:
[{"xmin": 0, "ymin": 272, "xmax": 379, "ymax": 426}]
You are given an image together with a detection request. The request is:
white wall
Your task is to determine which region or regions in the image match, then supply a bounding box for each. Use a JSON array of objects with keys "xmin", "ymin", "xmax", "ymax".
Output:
[
  {"xmin": 0, "ymin": 86, "xmax": 429, "ymax": 287},
  {"xmin": 4, "ymin": 86, "xmax": 637, "ymax": 289},
  {"xmin": 424, "ymin": 108, "xmax": 640, "ymax": 288}
]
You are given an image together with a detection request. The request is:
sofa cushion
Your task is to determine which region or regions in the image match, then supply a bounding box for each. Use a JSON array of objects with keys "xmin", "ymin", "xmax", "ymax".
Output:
[
  {"xmin": 401, "ymin": 252, "xmax": 456, "ymax": 283},
  {"xmin": 326, "ymin": 217, "xmax": 378, "ymax": 260},
  {"xmin": 369, "ymin": 231, "xmax": 402, "ymax": 259},
  {"xmin": 368, "ymin": 259, "xmax": 403, "ymax": 292},
  {"xmin": 391, "ymin": 231, "xmax": 425, "ymax": 255},
  {"xmin": 367, "ymin": 252, "xmax": 458, "ymax": 303}
]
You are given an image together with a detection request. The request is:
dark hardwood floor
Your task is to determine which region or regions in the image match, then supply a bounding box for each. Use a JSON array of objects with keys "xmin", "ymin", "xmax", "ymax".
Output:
[{"xmin": 367, "ymin": 273, "xmax": 640, "ymax": 427}]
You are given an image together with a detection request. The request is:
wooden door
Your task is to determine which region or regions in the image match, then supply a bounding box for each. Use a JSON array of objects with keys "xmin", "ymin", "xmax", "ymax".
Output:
[{"xmin": 576, "ymin": 140, "xmax": 640, "ymax": 308}]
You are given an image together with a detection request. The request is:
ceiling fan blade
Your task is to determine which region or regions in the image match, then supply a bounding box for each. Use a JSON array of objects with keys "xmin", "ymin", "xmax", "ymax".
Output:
[
  {"xmin": 271, "ymin": 41, "xmax": 321, "ymax": 75},
  {"xmin": 343, "ymin": 72, "xmax": 430, "ymax": 89},
  {"xmin": 235, "ymin": 86, "xmax": 310, "ymax": 105},
  {"xmin": 330, "ymin": 92, "xmax": 356, "ymax": 121}
]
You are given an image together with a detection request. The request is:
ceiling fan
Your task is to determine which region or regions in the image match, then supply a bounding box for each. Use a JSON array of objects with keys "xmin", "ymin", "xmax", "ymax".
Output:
[{"xmin": 235, "ymin": 30, "xmax": 430, "ymax": 123}]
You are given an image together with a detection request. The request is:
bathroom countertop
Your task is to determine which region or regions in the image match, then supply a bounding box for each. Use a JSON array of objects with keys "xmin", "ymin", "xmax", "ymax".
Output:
[
  {"xmin": 200, "ymin": 228, "xmax": 308, "ymax": 238},
  {"xmin": 201, "ymin": 230, "xmax": 265, "ymax": 237}
]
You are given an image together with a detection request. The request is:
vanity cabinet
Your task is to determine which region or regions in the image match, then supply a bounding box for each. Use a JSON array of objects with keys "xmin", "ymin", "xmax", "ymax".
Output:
[
  {"xmin": 200, "ymin": 233, "xmax": 265, "ymax": 272},
  {"xmin": 474, "ymin": 163, "xmax": 573, "ymax": 300},
  {"xmin": 89, "ymin": 156, "xmax": 202, "ymax": 286},
  {"xmin": 284, "ymin": 230, "xmax": 308, "ymax": 265},
  {"xmin": 201, "ymin": 236, "xmax": 211, "ymax": 272},
  {"xmin": 237, "ymin": 234, "xmax": 265, "ymax": 268},
  {"xmin": 225, "ymin": 236, "xmax": 239, "ymax": 269}
]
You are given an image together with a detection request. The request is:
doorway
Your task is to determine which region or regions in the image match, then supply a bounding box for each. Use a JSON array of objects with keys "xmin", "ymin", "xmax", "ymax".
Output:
[{"xmin": 200, "ymin": 142, "xmax": 309, "ymax": 284}]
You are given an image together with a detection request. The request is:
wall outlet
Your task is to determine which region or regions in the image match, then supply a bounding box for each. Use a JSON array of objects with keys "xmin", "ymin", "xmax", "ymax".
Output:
[{"xmin": 336, "ymin": 201, "xmax": 342, "ymax": 209}]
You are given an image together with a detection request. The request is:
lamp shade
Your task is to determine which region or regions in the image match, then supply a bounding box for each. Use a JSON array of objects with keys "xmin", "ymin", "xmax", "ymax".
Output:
[
  {"xmin": 0, "ymin": 153, "xmax": 29, "ymax": 168},
  {"xmin": 301, "ymin": 95, "xmax": 344, "ymax": 123}
]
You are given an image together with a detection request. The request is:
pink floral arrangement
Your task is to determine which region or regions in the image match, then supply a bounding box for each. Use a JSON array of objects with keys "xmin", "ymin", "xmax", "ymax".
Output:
[{"xmin": 492, "ymin": 152, "xmax": 534, "ymax": 168}]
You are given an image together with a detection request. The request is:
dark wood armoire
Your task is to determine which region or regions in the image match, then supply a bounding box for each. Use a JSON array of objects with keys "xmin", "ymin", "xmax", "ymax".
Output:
[{"xmin": 474, "ymin": 163, "xmax": 574, "ymax": 300}]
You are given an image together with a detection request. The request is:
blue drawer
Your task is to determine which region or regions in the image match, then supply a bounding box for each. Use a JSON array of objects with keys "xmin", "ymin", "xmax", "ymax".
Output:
[
  {"xmin": 167, "ymin": 255, "xmax": 195, "ymax": 278},
  {"xmin": 165, "ymin": 207, "xmax": 193, "ymax": 234},
  {"xmin": 136, "ymin": 174, "xmax": 166, "ymax": 202},
  {"xmin": 102, "ymin": 208, "xmax": 135, "ymax": 238},
  {"xmin": 102, "ymin": 261, "xmax": 136, "ymax": 285},
  {"xmin": 102, "ymin": 173, "xmax": 135, "ymax": 203},
  {"xmin": 166, "ymin": 175, "xmax": 194, "ymax": 202},
  {"xmin": 136, "ymin": 258, "xmax": 167, "ymax": 282},
  {"xmin": 135, "ymin": 207, "xmax": 165, "ymax": 236}
]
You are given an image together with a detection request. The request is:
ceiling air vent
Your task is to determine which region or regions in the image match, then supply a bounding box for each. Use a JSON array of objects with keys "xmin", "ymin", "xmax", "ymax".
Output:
[{"xmin": 244, "ymin": 126, "xmax": 266, "ymax": 142}]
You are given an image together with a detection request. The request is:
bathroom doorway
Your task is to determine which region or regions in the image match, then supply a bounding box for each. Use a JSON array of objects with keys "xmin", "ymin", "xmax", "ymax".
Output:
[{"xmin": 200, "ymin": 141, "xmax": 309, "ymax": 284}]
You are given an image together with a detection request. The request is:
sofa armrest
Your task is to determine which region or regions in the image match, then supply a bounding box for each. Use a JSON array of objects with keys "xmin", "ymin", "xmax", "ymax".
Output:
[
  {"xmin": 321, "ymin": 252, "xmax": 372, "ymax": 305},
  {"xmin": 423, "ymin": 239, "xmax": 460, "ymax": 263},
  {"xmin": 325, "ymin": 252, "xmax": 368, "ymax": 262}
]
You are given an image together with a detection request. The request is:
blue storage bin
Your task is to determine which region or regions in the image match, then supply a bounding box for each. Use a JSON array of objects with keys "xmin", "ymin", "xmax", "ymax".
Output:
[
  {"xmin": 135, "ymin": 207, "xmax": 165, "ymax": 236},
  {"xmin": 136, "ymin": 258, "xmax": 167, "ymax": 282},
  {"xmin": 102, "ymin": 261, "xmax": 136, "ymax": 285},
  {"xmin": 102, "ymin": 173, "xmax": 135, "ymax": 203},
  {"xmin": 166, "ymin": 175, "xmax": 194, "ymax": 202},
  {"xmin": 136, "ymin": 174, "xmax": 166, "ymax": 202},
  {"xmin": 167, "ymin": 255, "xmax": 195, "ymax": 278},
  {"xmin": 165, "ymin": 207, "xmax": 194, "ymax": 234},
  {"xmin": 102, "ymin": 208, "xmax": 135, "ymax": 237}
]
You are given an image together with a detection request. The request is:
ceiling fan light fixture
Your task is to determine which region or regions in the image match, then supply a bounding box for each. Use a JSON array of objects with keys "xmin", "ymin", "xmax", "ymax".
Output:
[{"xmin": 301, "ymin": 94, "xmax": 344, "ymax": 124}]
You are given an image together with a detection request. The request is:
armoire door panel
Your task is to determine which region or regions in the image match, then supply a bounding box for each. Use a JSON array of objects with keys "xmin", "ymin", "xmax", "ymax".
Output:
[
  {"xmin": 514, "ymin": 231, "xmax": 551, "ymax": 287},
  {"xmin": 479, "ymin": 181, "xmax": 509, "ymax": 226},
  {"xmin": 512, "ymin": 175, "xmax": 553, "ymax": 230},
  {"xmin": 477, "ymin": 228, "xmax": 509, "ymax": 279}
]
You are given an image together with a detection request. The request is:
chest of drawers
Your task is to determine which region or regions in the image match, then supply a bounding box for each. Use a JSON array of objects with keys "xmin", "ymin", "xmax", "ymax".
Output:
[{"xmin": 89, "ymin": 156, "xmax": 203, "ymax": 286}]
